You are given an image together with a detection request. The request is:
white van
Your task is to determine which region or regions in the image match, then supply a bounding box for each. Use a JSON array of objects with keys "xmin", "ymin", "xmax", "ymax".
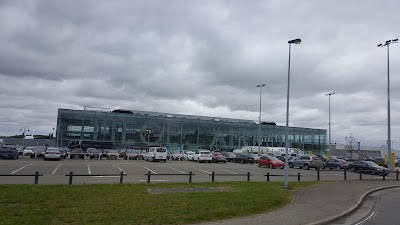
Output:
[{"xmin": 145, "ymin": 147, "xmax": 168, "ymax": 162}]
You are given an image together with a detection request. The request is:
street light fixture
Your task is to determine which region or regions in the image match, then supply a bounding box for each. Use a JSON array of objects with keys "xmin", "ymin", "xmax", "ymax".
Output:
[
  {"xmin": 325, "ymin": 93, "xmax": 335, "ymax": 149},
  {"xmin": 377, "ymin": 38, "xmax": 398, "ymax": 171},
  {"xmin": 20, "ymin": 128, "xmax": 30, "ymax": 146},
  {"xmin": 257, "ymin": 84, "xmax": 266, "ymax": 154},
  {"xmin": 284, "ymin": 38, "xmax": 301, "ymax": 189}
]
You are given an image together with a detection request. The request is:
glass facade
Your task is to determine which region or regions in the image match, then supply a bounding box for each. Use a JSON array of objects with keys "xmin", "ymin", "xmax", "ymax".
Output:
[{"xmin": 56, "ymin": 108, "xmax": 327, "ymax": 153}]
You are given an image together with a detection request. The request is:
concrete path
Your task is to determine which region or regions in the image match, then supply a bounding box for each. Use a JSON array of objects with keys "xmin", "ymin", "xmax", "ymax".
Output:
[{"xmin": 197, "ymin": 180, "xmax": 400, "ymax": 225}]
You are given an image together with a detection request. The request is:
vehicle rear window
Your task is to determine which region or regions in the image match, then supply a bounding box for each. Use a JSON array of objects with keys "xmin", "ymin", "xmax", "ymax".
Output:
[
  {"xmin": 200, "ymin": 151, "xmax": 210, "ymax": 154},
  {"xmin": 156, "ymin": 148, "xmax": 166, "ymax": 152},
  {"xmin": 312, "ymin": 156, "xmax": 320, "ymax": 160}
]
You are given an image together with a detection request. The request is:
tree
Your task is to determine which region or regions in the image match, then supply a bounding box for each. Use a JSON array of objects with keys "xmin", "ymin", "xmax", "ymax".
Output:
[{"xmin": 344, "ymin": 135, "xmax": 358, "ymax": 160}]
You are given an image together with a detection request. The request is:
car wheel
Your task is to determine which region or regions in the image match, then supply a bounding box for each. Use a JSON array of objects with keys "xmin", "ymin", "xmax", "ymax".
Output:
[
  {"xmin": 336, "ymin": 165, "xmax": 341, "ymax": 170},
  {"xmin": 304, "ymin": 164, "xmax": 310, "ymax": 170},
  {"xmin": 371, "ymin": 171, "xmax": 376, "ymax": 175},
  {"xmin": 289, "ymin": 162, "xmax": 294, "ymax": 168},
  {"xmin": 242, "ymin": 160, "xmax": 246, "ymax": 164},
  {"xmin": 350, "ymin": 167, "xmax": 355, "ymax": 172},
  {"xmin": 322, "ymin": 164, "xmax": 326, "ymax": 169},
  {"xmin": 208, "ymin": 161, "xmax": 212, "ymax": 163},
  {"xmin": 257, "ymin": 162, "xmax": 261, "ymax": 167}
]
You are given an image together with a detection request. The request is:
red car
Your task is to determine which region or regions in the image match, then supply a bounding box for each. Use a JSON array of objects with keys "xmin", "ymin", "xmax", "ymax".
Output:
[{"xmin": 257, "ymin": 155, "xmax": 285, "ymax": 169}]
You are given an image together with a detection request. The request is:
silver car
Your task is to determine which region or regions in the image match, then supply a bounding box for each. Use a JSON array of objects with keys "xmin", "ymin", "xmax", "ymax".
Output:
[
  {"xmin": 289, "ymin": 156, "xmax": 323, "ymax": 170},
  {"xmin": 44, "ymin": 148, "xmax": 62, "ymax": 161}
]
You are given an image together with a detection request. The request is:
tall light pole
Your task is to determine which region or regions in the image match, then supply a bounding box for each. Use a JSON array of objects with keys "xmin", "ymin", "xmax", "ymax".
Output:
[
  {"xmin": 257, "ymin": 84, "xmax": 266, "ymax": 154},
  {"xmin": 378, "ymin": 38, "xmax": 398, "ymax": 171},
  {"xmin": 325, "ymin": 93, "xmax": 335, "ymax": 149},
  {"xmin": 284, "ymin": 38, "xmax": 301, "ymax": 188}
]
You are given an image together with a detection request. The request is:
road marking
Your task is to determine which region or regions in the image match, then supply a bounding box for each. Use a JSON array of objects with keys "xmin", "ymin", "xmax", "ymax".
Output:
[
  {"xmin": 157, "ymin": 165, "xmax": 185, "ymax": 174},
  {"xmin": 87, "ymin": 164, "xmax": 91, "ymax": 175},
  {"xmin": 355, "ymin": 211, "xmax": 376, "ymax": 225},
  {"xmin": 237, "ymin": 168, "xmax": 264, "ymax": 176},
  {"xmin": 11, "ymin": 164, "xmax": 33, "ymax": 174},
  {"xmin": 193, "ymin": 168, "xmax": 212, "ymax": 174},
  {"xmin": 136, "ymin": 165, "xmax": 158, "ymax": 174},
  {"xmin": 91, "ymin": 176, "xmax": 120, "ymax": 178},
  {"xmin": 52, "ymin": 164, "xmax": 62, "ymax": 175},
  {"xmin": 112, "ymin": 164, "xmax": 126, "ymax": 174},
  {"xmin": 217, "ymin": 168, "xmax": 238, "ymax": 174}
]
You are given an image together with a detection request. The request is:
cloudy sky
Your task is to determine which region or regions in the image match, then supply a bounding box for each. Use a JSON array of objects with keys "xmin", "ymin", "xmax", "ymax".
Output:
[{"xmin": 0, "ymin": 0, "xmax": 399, "ymax": 148}]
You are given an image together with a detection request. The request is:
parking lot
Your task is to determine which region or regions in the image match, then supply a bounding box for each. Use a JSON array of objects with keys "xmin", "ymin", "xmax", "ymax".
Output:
[{"xmin": 0, "ymin": 156, "xmax": 397, "ymax": 185}]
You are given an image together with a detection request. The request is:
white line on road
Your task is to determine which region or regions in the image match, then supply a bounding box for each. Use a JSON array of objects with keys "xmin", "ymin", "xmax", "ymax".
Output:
[
  {"xmin": 11, "ymin": 164, "xmax": 33, "ymax": 174},
  {"xmin": 91, "ymin": 176, "xmax": 120, "ymax": 178},
  {"xmin": 87, "ymin": 164, "xmax": 91, "ymax": 175},
  {"xmin": 355, "ymin": 211, "xmax": 376, "ymax": 225},
  {"xmin": 136, "ymin": 165, "xmax": 158, "ymax": 174},
  {"xmin": 193, "ymin": 168, "xmax": 212, "ymax": 174},
  {"xmin": 113, "ymin": 164, "xmax": 126, "ymax": 174},
  {"xmin": 217, "ymin": 168, "xmax": 238, "ymax": 174},
  {"xmin": 157, "ymin": 165, "xmax": 185, "ymax": 174},
  {"xmin": 138, "ymin": 179, "xmax": 169, "ymax": 182},
  {"xmin": 52, "ymin": 164, "xmax": 63, "ymax": 175}
]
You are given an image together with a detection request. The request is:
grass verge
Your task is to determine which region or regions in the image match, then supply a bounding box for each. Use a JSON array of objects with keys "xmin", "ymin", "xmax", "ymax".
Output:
[{"xmin": 0, "ymin": 181, "xmax": 316, "ymax": 225}]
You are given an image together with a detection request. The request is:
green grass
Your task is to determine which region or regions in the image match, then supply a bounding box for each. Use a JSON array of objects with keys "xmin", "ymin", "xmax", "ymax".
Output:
[{"xmin": 0, "ymin": 181, "xmax": 316, "ymax": 225}]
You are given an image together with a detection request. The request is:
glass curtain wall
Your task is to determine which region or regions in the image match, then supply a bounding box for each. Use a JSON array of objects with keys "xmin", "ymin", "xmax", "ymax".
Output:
[{"xmin": 57, "ymin": 109, "xmax": 327, "ymax": 153}]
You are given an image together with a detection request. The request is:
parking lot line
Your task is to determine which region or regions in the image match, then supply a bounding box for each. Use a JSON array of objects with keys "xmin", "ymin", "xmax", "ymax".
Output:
[
  {"xmin": 217, "ymin": 168, "xmax": 238, "ymax": 174},
  {"xmin": 52, "ymin": 164, "xmax": 63, "ymax": 175},
  {"xmin": 112, "ymin": 164, "xmax": 126, "ymax": 174},
  {"xmin": 87, "ymin": 164, "xmax": 92, "ymax": 175},
  {"xmin": 136, "ymin": 165, "xmax": 158, "ymax": 174},
  {"xmin": 192, "ymin": 168, "xmax": 212, "ymax": 174},
  {"xmin": 10, "ymin": 163, "xmax": 33, "ymax": 174},
  {"xmin": 157, "ymin": 165, "xmax": 185, "ymax": 174}
]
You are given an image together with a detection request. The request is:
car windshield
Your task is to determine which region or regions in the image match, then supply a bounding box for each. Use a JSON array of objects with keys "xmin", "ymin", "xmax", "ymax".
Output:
[
  {"xmin": 47, "ymin": 148, "xmax": 59, "ymax": 152},
  {"xmin": 188, "ymin": 152, "xmax": 194, "ymax": 155},
  {"xmin": 269, "ymin": 156, "xmax": 280, "ymax": 161},
  {"xmin": 200, "ymin": 151, "xmax": 210, "ymax": 155},
  {"xmin": 156, "ymin": 148, "xmax": 167, "ymax": 152},
  {"xmin": 108, "ymin": 150, "xmax": 118, "ymax": 153},
  {"xmin": 126, "ymin": 149, "xmax": 139, "ymax": 153},
  {"xmin": 0, "ymin": 147, "xmax": 13, "ymax": 152},
  {"xmin": 173, "ymin": 151, "xmax": 181, "ymax": 154},
  {"xmin": 90, "ymin": 149, "xmax": 101, "ymax": 153},
  {"xmin": 364, "ymin": 161, "xmax": 379, "ymax": 166},
  {"xmin": 25, "ymin": 147, "xmax": 35, "ymax": 150}
]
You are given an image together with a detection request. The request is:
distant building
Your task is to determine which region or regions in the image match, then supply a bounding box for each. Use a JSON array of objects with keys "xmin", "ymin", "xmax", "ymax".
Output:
[
  {"xmin": 56, "ymin": 107, "xmax": 327, "ymax": 152},
  {"xmin": 329, "ymin": 143, "xmax": 399, "ymax": 158}
]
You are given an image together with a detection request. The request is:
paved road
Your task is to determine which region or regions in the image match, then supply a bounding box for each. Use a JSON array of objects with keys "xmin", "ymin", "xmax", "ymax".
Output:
[
  {"xmin": 0, "ymin": 157, "xmax": 397, "ymax": 184},
  {"xmin": 334, "ymin": 187, "xmax": 400, "ymax": 225}
]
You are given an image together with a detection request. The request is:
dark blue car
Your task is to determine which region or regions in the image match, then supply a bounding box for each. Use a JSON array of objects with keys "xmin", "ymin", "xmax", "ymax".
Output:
[{"xmin": 0, "ymin": 147, "xmax": 19, "ymax": 159}]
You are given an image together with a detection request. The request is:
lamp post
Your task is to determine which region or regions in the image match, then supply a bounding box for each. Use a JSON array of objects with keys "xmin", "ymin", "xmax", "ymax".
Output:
[
  {"xmin": 257, "ymin": 84, "xmax": 266, "ymax": 154},
  {"xmin": 284, "ymin": 38, "xmax": 301, "ymax": 189},
  {"xmin": 378, "ymin": 38, "xmax": 398, "ymax": 171},
  {"xmin": 325, "ymin": 93, "xmax": 335, "ymax": 150},
  {"xmin": 20, "ymin": 128, "xmax": 29, "ymax": 146}
]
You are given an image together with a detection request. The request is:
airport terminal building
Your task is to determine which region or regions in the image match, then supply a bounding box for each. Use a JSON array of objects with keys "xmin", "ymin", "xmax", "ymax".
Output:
[{"xmin": 56, "ymin": 107, "xmax": 327, "ymax": 153}]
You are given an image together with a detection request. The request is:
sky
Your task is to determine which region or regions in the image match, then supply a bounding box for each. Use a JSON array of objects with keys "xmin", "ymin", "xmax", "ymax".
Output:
[{"xmin": 0, "ymin": 0, "xmax": 399, "ymax": 148}]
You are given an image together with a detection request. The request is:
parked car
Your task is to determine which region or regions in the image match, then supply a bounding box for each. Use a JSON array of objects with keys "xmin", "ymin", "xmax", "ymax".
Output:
[
  {"xmin": 211, "ymin": 152, "xmax": 227, "ymax": 163},
  {"xmin": 118, "ymin": 149, "xmax": 126, "ymax": 158},
  {"xmin": 257, "ymin": 155, "xmax": 284, "ymax": 169},
  {"xmin": 145, "ymin": 147, "xmax": 168, "ymax": 162},
  {"xmin": 44, "ymin": 148, "xmax": 62, "ymax": 161},
  {"xmin": 31, "ymin": 146, "xmax": 47, "ymax": 158},
  {"xmin": 22, "ymin": 147, "xmax": 35, "ymax": 157},
  {"xmin": 288, "ymin": 156, "xmax": 323, "ymax": 170},
  {"xmin": 0, "ymin": 147, "xmax": 19, "ymax": 159},
  {"xmin": 124, "ymin": 149, "xmax": 141, "ymax": 160},
  {"xmin": 221, "ymin": 151, "xmax": 237, "ymax": 162},
  {"xmin": 171, "ymin": 150, "xmax": 184, "ymax": 161},
  {"xmin": 233, "ymin": 154, "xmax": 255, "ymax": 164},
  {"xmin": 249, "ymin": 153, "xmax": 261, "ymax": 162},
  {"xmin": 69, "ymin": 148, "xmax": 85, "ymax": 159},
  {"xmin": 324, "ymin": 159, "xmax": 348, "ymax": 170},
  {"xmin": 88, "ymin": 148, "xmax": 102, "ymax": 159},
  {"xmin": 107, "ymin": 150, "xmax": 119, "ymax": 160},
  {"xmin": 59, "ymin": 148, "xmax": 68, "ymax": 158},
  {"xmin": 138, "ymin": 150, "xmax": 146, "ymax": 160},
  {"xmin": 347, "ymin": 160, "xmax": 390, "ymax": 175},
  {"xmin": 193, "ymin": 149, "xmax": 212, "ymax": 163},
  {"xmin": 184, "ymin": 151, "xmax": 195, "ymax": 161}
]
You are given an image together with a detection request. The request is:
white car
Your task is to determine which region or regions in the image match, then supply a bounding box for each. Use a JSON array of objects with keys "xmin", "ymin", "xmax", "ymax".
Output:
[
  {"xmin": 23, "ymin": 147, "xmax": 35, "ymax": 157},
  {"xmin": 184, "ymin": 151, "xmax": 195, "ymax": 161},
  {"xmin": 194, "ymin": 149, "xmax": 212, "ymax": 163},
  {"xmin": 44, "ymin": 147, "xmax": 62, "ymax": 160},
  {"xmin": 145, "ymin": 147, "xmax": 168, "ymax": 162}
]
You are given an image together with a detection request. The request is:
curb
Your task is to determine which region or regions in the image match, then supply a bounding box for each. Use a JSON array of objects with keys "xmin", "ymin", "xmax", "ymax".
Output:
[{"xmin": 308, "ymin": 184, "xmax": 400, "ymax": 225}]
